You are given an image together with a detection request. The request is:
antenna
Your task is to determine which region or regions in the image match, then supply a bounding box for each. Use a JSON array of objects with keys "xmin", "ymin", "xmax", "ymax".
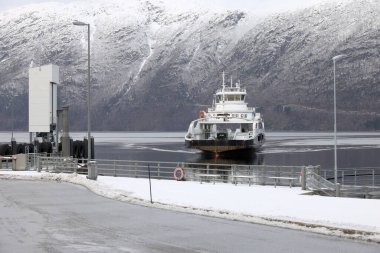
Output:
[{"xmin": 222, "ymin": 71, "xmax": 225, "ymax": 88}]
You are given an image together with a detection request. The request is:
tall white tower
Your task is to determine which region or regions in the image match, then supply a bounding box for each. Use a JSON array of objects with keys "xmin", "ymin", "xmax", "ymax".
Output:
[{"xmin": 28, "ymin": 64, "xmax": 59, "ymax": 141}]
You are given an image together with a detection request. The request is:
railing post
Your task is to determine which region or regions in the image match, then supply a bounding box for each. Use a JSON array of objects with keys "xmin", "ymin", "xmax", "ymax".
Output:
[
  {"xmin": 291, "ymin": 167, "xmax": 295, "ymax": 181},
  {"xmin": 135, "ymin": 162, "xmax": 137, "ymax": 177},
  {"xmin": 341, "ymin": 171, "xmax": 344, "ymax": 185},
  {"xmin": 301, "ymin": 167, "xmax": 306, "ymax": 190},
  {"xmin": 33, "ymin": 153, "xmax": 35, "ymax": 169},
  {"xmin": 113, "ymin": 161, "xmax": 116, "ymax": 177},
  {"xmin": 372, "ymin": 169, "xmax": 375, "ymax": 187},
  {"xmin": 206, "ymin": 164, "xmax": 209, "ymax": 174},
  {"xmin": 232, "ymin": 165, "xmax": 235, "ymax": 176},
  {"xmin": 157, "ymin": 163, "xmax": 160, "ymax": 178},
  {"xmin": 354, "ymin": 170, "xmax": 357, "ymax": 186},
  {"xmin": 74, "ymin": 159, "xmax": 77, "ymax": 174},
  {"xmin": 335, "ymin": 183, "xmax": 341, "ymax": 197},
  {"xmin": 36, "ymin": 156, "xmax": 41, "ymax": 172}
]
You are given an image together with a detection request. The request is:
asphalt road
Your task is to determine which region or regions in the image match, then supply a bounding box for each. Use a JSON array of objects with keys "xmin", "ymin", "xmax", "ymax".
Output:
[{"xmin": 0, "ymin": 180, "xmax": 379, "ymax": 253}]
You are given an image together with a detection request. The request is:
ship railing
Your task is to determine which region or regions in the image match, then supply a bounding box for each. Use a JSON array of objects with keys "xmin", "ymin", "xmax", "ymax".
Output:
[
  {"xmin": 208, "ymin": 107, "xmax": 255, "ymax": 112},
  {"xmin": 216, "ymin": 87, "xmax": 246, "ymax": 93},
  {"xmin": 191, "ymin": 132, "xmax": 214, "ymax": 140}
]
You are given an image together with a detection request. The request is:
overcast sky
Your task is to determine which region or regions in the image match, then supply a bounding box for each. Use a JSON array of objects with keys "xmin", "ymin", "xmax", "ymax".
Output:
[{"xmin": 0, "ymin": 0, "xmax": 340, "ymax": 14}]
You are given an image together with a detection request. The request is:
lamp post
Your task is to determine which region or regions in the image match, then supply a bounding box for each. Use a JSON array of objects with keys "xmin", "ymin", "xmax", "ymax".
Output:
[
  {"xmin": 11, "ymin": 94, "xmax": 18, "ymax": 141},
  {"xmin": 10, "ymin": 83, "xmax": 18, "ymax": 155},
  {"xmin": 73, "ymin": 20, "xmax": 91, "ymax": 162},
  {"xmin": 332, "ymin": 54, "xmax": 346, "ymax": 188}
]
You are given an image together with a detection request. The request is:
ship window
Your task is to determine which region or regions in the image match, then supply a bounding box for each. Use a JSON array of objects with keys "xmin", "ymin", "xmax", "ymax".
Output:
[
  {"xmin": 241, "ymin": 123, "xmax": 253, "ymax": 131},
  {"xmin": 203, "ymin": 124, "xmax": 212, "ymax": 131},
  {"xmin": 223, "ymin": 95, "xmax": 245, "ymax": 101}
]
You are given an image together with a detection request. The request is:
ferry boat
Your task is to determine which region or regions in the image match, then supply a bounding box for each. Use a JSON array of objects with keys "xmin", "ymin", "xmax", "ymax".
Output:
[{"xmin": 185, "ymin": 75, "xmax": 265, "ymax": 153}]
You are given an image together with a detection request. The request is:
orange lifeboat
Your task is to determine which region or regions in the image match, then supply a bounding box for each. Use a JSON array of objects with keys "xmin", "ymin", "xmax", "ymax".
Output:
[{"xmin": 199, "ymin": 110, "xmax": 206, "ymax": 119}]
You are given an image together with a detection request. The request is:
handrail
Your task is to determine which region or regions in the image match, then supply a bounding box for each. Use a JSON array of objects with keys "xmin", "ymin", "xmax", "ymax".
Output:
[{"xmin": 24, "ymin": 154, "xmax": 380, "ymax": 198}]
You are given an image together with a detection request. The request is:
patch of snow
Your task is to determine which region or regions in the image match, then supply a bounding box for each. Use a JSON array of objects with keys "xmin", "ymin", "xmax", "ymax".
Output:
[
  {"xmin": 136, "ymin": 34, "xmax": 156, "ymax": 78},
  {"xmin": 1, "ymin": 170, "xmax": 379, "ymax": 242}
]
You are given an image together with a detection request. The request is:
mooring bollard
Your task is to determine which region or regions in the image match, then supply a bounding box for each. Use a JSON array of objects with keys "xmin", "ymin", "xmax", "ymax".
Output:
[{"xmin": 87, "ymin": 161, "xmax": 97, "ymax": 180}]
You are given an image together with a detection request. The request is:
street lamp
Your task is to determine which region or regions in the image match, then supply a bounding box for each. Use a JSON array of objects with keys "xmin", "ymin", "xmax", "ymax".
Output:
[
  {"xmin": 73, "ymin": 20, "xmax": 92, "ymax": 162},
  {"xmin": 10, "ymin": 84, "xmax": 18, "ymax": 155},
  {"xmin": 11, "ymin": 93, "xmax": 18, "ymax": 141},
  {"xmin": 332, "ymin": 54, "xmax": 347, "ymax": 189}
]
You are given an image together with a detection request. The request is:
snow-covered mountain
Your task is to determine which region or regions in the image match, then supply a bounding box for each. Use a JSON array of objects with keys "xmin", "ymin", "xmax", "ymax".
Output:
[{"xmin": 0, "ymin": 0, "xmax": 379, "ymax": 131}]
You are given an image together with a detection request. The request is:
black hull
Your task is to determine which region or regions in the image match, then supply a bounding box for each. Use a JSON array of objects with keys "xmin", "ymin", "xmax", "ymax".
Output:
[{"xmin": 185, "ymin": 139, "xmax": 262, "ymax": 153}]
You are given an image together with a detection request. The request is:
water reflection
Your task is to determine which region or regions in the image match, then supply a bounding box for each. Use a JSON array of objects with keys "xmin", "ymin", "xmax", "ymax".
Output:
[{"xmin": 187, "ymin": 150, "xmax": 265, "ymax": 165}]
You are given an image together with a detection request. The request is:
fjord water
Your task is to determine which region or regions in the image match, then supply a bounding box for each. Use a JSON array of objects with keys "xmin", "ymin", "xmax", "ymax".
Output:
[
  {"xmin": 91, "ymin": 132, "xmax": 380, "ymax": 169},
  {"xmin": 1, "ymin": 132, "xmax": 379, "ymax": 170}
]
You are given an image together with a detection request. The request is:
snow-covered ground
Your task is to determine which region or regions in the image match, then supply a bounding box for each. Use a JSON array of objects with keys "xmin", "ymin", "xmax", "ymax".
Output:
[{"xmin": 1, "ymin": 170, "xmax": 379, "ymax": 243}]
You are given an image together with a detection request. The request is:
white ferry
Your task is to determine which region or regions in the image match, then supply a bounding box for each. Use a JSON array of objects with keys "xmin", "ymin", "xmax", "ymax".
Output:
[{"xmin": 185, "ymin": 75, "xmax": 265, "ymax": 153}]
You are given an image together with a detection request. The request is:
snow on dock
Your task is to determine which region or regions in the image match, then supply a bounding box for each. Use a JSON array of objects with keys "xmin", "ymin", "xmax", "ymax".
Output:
[{"xmin": 1, "ymin": 170, "xmax": 379, "ymax": 242}]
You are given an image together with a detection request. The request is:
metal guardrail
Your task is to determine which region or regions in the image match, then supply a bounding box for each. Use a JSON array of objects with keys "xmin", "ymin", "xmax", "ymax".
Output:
[
  {"xmin": 339, "ymin": 184, "xmax": 380, "ymax": 199},
  {"xmin": 306, "ymin": 169, "xmax": 336, "ymax": 196},
  {"xmin": 306, "ymin": 167, "xmax": 380, "ymax": 198},
  {"xmin": 37, "ymin": 156, "xmax": 79, "ymax": 173},
  {"xmin": 96, "ymin": 159, "xmax": 179, "ymax": 179},
  {"xmin": 28, "ymin": 156, "xmax": 306, "ymax": 187},
  {"xmin": 95, "ymin": 159, "xmax": 305, "ymax": 187},
  {"xmin": 182, "ymin": 162, "xmax": 303, "ymax": 186},
  {"xmin": 17, "ymin": 155, "xmax": 380, "ymax": 198},
  {"xmin": 321, "ymin": 168, "xmax": 380, "ymax": 187}
]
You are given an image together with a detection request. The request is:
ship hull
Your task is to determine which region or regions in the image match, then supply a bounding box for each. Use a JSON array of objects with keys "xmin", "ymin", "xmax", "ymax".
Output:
[{"xmin": 185, "ymin": 139, "xmax": 263, "ymax": 153}]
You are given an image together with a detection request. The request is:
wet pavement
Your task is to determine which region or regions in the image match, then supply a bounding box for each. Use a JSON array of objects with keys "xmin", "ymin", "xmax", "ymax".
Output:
[{"xmin": 0, "ymin": 180, "xmax": 379, "ymax": 253}]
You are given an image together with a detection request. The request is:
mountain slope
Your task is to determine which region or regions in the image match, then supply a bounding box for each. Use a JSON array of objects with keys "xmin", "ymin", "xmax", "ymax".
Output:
[{"xmin": 0, "ymin": 0, "xmax": 379, "ymax": 131}]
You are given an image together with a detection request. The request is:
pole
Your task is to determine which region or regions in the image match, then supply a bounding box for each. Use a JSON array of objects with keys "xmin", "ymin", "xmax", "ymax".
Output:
[
  {"xmin": 11, "ymin": 96, "xmax": 14, "ymax": 141},
  {"xmin": 333, "ymin": 59, "xmax": 337, "ymax": 186},
  {"xmin": 87, "ymin": 24, "xmax": 91, "ymax": 162},
  {"xmin": 148, "ymin": 164, "xmax": 153, "ymax": 204}
]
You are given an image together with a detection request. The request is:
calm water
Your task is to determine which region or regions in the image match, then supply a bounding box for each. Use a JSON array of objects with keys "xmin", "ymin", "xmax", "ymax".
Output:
[{"xmin": 2, "ymin": 131, "xmax": 379, "ymax": 170}]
